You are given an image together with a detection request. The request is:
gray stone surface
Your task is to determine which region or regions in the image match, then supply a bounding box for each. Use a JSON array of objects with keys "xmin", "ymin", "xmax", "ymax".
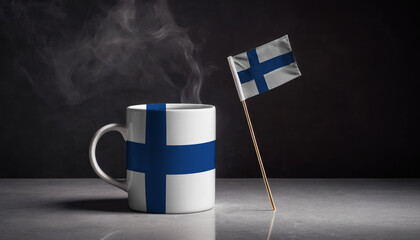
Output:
[{"xmin": 0, "ymin": 179, "xmax": 420, "ymax": 239}]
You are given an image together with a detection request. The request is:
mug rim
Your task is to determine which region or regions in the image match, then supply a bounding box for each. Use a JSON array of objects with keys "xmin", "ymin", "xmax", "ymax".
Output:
[{"xmin": 127, "ymin": 103, "xmax": 214, "ymax": 111}]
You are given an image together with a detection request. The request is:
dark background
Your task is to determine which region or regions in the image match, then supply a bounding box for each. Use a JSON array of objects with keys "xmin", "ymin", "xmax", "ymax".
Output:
[{"xmin": 1, "ymin": 0, "xmax": 419, "ymax": 178}]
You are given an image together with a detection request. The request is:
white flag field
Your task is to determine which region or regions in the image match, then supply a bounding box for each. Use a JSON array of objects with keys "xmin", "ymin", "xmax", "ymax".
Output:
[{"xmin": 227, "ymin": 35, "xmax": 302, "ymax": 101}]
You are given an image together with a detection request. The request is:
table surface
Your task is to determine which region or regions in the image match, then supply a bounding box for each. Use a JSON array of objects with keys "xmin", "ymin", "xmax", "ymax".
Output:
[{"xmin": 1, "ymin": 179, "xmax": 420, "ymax": 240}]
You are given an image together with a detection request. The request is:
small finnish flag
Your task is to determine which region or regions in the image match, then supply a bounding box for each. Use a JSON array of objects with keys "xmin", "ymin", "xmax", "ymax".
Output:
[{"xmin": 228, "ymin": 35, "xmax": 302, "ymax": 101}]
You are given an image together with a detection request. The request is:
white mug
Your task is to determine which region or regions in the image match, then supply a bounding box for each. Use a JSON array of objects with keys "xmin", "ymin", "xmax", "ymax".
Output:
[{"xmin": 89, "ymin": 103, "xmax": 216, "ymax": 213}]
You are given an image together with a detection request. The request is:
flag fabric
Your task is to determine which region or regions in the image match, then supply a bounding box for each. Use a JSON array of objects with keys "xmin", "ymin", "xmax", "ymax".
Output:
[
  {"xmin": 126, "ymin": 104, "xmax": 215, "ymax": 213},
  {"xmin": 228, "ymin": 35, "xmax": 301, "ymax": 101}
]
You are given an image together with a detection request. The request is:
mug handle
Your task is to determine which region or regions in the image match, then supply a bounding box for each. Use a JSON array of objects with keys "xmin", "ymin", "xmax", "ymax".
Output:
[{"xmin": 89, "ymin": 123, "xmax": 128, "ymax": 192}]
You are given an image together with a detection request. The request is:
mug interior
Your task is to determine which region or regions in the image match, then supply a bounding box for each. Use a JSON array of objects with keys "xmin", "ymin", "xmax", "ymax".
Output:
[{"xmin": 128, "ymin": 103, "xmax": 214, "ymax": 111}]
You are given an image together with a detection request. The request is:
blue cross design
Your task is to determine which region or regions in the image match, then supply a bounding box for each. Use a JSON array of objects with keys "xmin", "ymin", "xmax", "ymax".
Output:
[
  {"xmin": 126, "ymin": 104, "xmax": 215, "ymax": 213},
  {"xmin": 237, "ymin": 49, "xmax": 296, "ymax": 94}
]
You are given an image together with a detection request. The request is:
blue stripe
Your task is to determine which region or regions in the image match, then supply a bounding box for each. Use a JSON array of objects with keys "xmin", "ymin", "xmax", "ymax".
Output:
[
  {"xmin": 237, "ymin": 50, "xmax": 296, "ymax": 94},
  {"xmin": 246, "ymin": 49, "xmax": 269, "ymax": 93},
  {"xmin": 127, "ymin": 141, "xmax": 216, "ymax": 174},
  {"xmin": 145, "ymin": 104, "xmax": 166, "ymax": 213},
  {"xmin": 126, "ymin": 103, "xmax": 216, "ymax": 213}
]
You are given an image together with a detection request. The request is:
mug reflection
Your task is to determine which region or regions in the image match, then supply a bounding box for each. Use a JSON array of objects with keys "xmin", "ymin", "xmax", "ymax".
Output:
[
  {"xmin": 101, "ymin": 210, "xmax": 215, "ymax": 240},
  {"xmin": 100, "ymin": 210, "xmax": 276, "ymax": 240}
]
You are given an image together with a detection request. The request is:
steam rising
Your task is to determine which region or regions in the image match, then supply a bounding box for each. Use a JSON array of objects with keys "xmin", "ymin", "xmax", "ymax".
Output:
[{"xmin": 1, "ymin": 0, "xmax": 206, "ymax": 104}]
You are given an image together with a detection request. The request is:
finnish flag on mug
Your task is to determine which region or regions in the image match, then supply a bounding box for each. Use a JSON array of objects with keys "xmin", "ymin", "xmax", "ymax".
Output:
[
  {"xmin": 126, "ymin": 104, "xmax": 215, "ymax": 213},
  {"xmin": 228, "ymin": 35, "xmax": 302, "ymax": 101}
]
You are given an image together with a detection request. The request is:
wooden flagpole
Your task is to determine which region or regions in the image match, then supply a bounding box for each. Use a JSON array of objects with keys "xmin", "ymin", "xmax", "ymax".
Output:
[
  {"xmin": 227, "ymin": 56, "xmax": 276, "ymax": 211},
  {"xmin": 241, "ymin": 100, "xmax": 276, "ymax": 212}
]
